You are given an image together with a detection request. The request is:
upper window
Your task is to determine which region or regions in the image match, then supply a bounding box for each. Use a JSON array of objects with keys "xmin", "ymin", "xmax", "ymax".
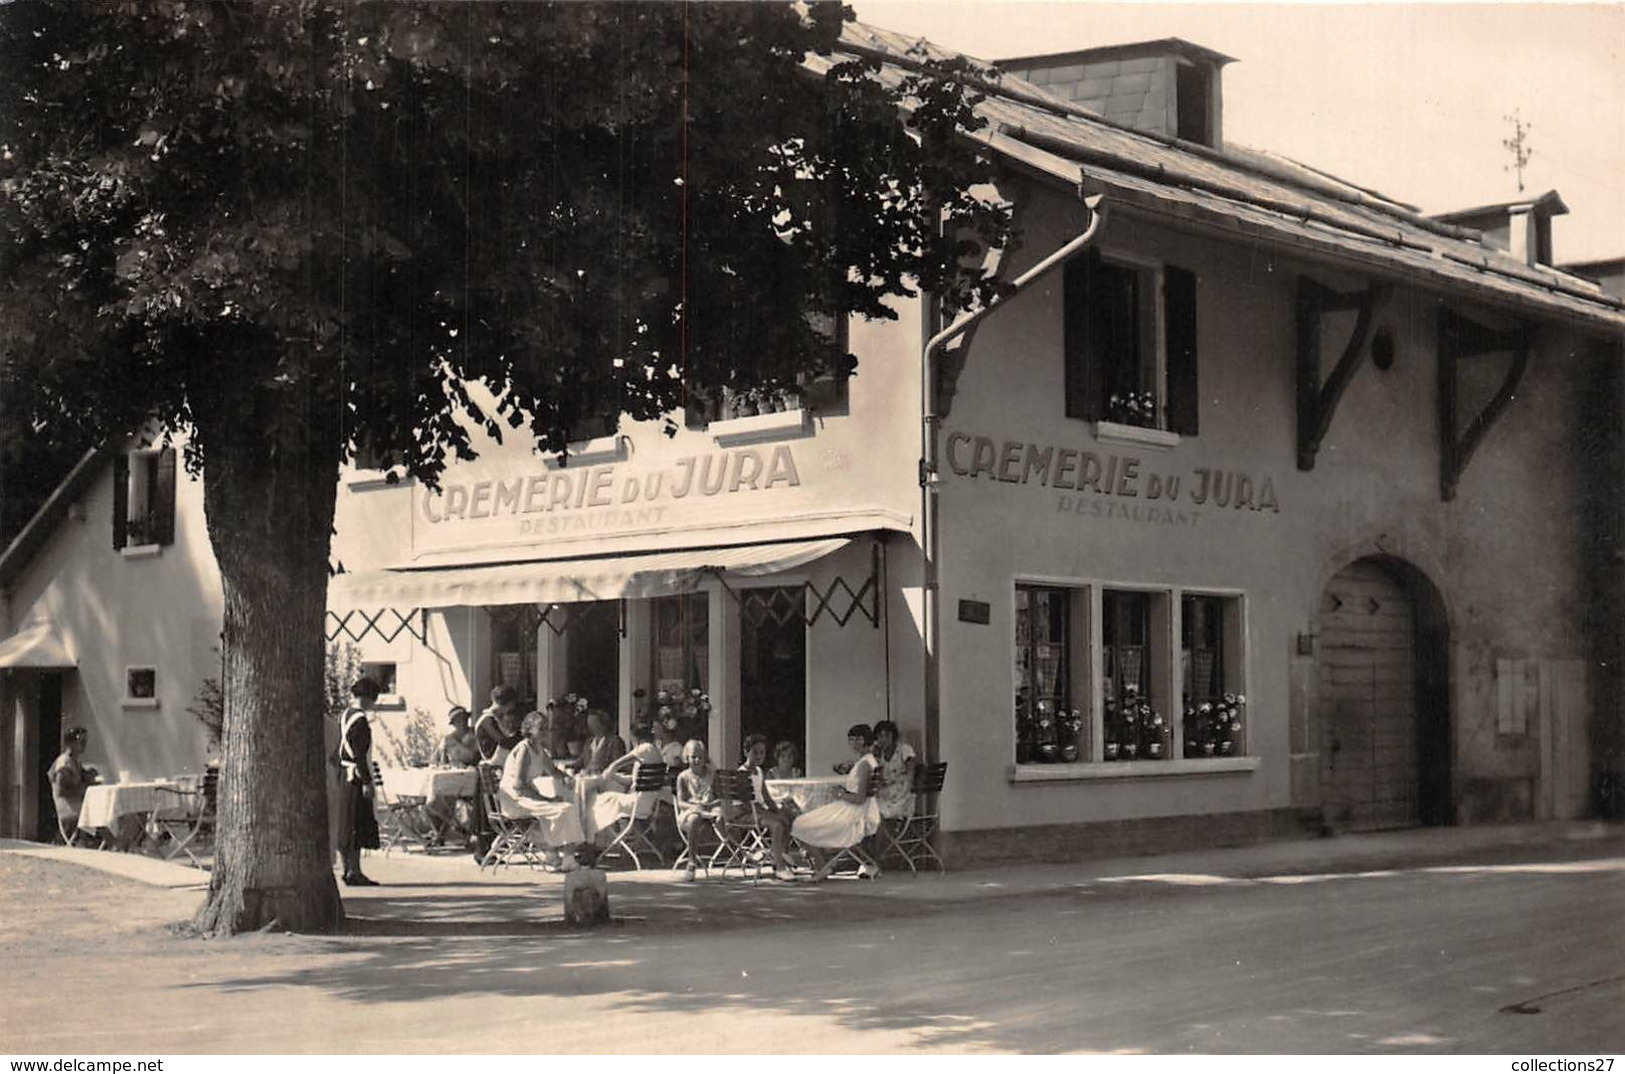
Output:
[
  {"xmin": 113, "ymin": 448, "xmax": 176, "ymax": 549},
  {"xmin": 684, "ymin": 311, "xmax": 850, "ymax": 426},
  {"xmin": 1064, "ymin": 252, "xmax": 1199, "ymax": 435}
]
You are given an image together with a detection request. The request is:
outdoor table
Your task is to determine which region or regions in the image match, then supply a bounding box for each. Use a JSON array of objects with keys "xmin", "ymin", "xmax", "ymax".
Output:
[
  {"xmin": 376, "ymin": 765, "xmax": 477, "ymax": 800},
  {"xmin": 76, "ymin": 779, "xmax": 182, "ymax": 834},
  {"xmin": 765, "ymin": 776, "xmax": 844, "ymax": 812}
]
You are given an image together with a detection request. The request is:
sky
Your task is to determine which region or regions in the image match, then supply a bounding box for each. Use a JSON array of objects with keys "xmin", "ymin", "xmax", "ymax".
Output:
[{"xmin": 852, "ymin": 2, "xmax": 1625, "ymax": 264}]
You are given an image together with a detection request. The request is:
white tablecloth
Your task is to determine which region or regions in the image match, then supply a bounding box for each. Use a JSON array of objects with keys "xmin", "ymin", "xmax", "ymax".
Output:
[
  {"xmin": 377, "ymin": 766, "xmax": 477, "ymax": 800},
  {"xmin": 766, "ymin": 777, "xmax": 844, "ymax": 812},
  {"xmin": 76, "ymin": 780, "xmax": 182, "ymax": 831}
]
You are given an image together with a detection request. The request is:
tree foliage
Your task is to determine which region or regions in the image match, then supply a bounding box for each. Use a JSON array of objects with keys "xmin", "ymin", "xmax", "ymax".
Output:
[
  {"xmin": 1, "ymin": 0, "xmax": 1013, "ymax": 475},
  {"xmin": 0, "ymin": 0, "xmax": 1014, "ymax": 934}
]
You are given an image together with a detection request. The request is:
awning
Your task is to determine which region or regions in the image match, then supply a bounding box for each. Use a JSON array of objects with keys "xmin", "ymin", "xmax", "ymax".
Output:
[
  {"xmin": 0, "ymin": 619, "xmax": 76, "ymax": 669},
  {"xmin": 328, "ymin": 537, "xmax": 853, "ymax": 610}
]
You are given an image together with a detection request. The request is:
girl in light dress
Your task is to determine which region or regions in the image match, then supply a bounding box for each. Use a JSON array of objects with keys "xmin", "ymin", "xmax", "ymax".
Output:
[
  {"xmin": 790, "ymin": 724, "xmax": 881, "ymax": 881},
  {"xmin": 674, "ymin": 740, "xmax": 723, "ymax": 881},
  {"xmin": 499, "ymin": 711, "xmax": 585, "ymax": 870}
]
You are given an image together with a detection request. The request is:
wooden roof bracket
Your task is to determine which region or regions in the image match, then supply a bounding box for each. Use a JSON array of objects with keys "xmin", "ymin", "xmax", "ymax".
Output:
[
  {"xmin": 1438, "ymin": 307, "xmax": 1531, "ymax": 501},
  {"xmin": 1296, "ymin": 276, "xmax": 1391, "ymax": 470}
]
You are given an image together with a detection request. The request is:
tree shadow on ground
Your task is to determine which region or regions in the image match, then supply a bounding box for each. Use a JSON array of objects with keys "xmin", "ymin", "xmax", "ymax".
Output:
[{"xmin": 171, "ymin": 852, "xmax": 1625, "ymax": 1053}]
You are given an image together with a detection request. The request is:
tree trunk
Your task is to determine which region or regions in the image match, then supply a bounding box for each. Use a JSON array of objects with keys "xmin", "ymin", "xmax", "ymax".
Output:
[{"xmin": 192, "ymin": 410, "xmax": 344, "ymax": 936}]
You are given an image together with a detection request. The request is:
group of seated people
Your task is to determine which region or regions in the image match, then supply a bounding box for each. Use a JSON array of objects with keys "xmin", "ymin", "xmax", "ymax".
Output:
[{"xmin": 421, "ymin": 684, "xmax": 921, "ymax": 882}]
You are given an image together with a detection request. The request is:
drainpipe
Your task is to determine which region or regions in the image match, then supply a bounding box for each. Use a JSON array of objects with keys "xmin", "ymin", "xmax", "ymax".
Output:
[{"xmin": 919, "ymin": 194, "xmax": 1105, "ymax": 761}]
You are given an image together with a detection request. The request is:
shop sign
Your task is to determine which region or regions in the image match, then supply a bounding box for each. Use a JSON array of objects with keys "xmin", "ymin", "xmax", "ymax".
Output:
[
  {"xmin": 944, "ymin": 431, "xmax": 1282, "ymax": 526},
  {"xmin": 416, "ymin": 444, "xmax": 803, "ymax": 542}
]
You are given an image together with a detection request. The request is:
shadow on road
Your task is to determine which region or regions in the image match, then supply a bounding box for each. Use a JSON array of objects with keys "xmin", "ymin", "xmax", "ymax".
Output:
[{"xmin": 171, "ymin": 847, "xmax": 1625, "ymax": 1053}]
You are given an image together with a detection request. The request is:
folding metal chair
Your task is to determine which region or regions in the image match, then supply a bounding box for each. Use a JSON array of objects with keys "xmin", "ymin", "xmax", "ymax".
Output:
[
  {"xmin": 147, "ymin": 769, "xmax": 218, "ymax": 868},
  {"xmin": 879, "ymin": 761, "xmax": 948, "ymax": 875},
  {"xmin": 475, "ymin": 764, "xmax": 541, "ymax": 871},
  {"xmin": 598, "ymin": 762, "xmax": 668, "ymax": 870},
  {"xmin": 711, "ymin": 769, "xmax": 770, "ymax": 884},
  {"xmin": 372, "ymin": 762, "xmax": 432, "ymax": 855}
]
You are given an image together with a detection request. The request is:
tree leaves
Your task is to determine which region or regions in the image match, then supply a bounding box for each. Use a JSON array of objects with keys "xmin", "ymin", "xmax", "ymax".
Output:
[{"xmin": 1, "ymin": 1, "xmax": 1014, "ymax": 486}]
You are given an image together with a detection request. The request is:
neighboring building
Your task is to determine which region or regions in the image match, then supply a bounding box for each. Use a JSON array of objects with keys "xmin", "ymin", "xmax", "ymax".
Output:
[{"xmin": 4, "ymin": 22, "xmax": 1622, "ymax": 854}]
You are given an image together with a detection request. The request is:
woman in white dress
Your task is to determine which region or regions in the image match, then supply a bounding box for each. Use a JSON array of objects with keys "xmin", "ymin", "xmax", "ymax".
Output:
[
  {"xmin": 790, "ymin": 727, "xmax": 880, "ymax": 881},
  {"xmin": 587, "ymin": 723, "xmax": 666, "ymax": 840},
  {"xmin": 500, "ymin": 711, "xmax": 585, "ymax": 870}
]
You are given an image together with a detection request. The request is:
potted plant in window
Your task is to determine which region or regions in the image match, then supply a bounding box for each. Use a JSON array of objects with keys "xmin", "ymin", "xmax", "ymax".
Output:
[
  {"xmin": 1034, "ymin": 701, "xmax": 1058, "ymax": 762},
  {"xmin": 776, "ymin": 385, "xmax": 801, "ymax": 413},
  {"xmin": 1108, "ymin": 390, "xmax": 1158, "ymax": 429},
  {"xmin": 1058, "ymin": 709, "xmax": 1083, "ymax": 763}
]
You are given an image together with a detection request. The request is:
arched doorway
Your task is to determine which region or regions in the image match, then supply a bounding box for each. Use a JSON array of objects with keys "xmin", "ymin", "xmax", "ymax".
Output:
[{"xmin": 1318, "ymin": 556, "xmax": 1451, "ymax": 830}]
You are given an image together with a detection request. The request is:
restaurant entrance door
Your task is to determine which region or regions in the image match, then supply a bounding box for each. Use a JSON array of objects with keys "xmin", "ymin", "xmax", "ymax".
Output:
[
  {"xmin": 565, "ymin": 601, "xmax": 621, "ymax": 721},
  {"xmin": 34, "ymin": 672, "xmax": 62, "ymax": 842},
  {"xmin": 741, "ymin": 586, "xmax": 807, "ymax": 766}
]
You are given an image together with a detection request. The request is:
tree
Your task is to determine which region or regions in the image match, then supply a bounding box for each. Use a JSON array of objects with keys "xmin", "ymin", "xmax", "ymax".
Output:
[{"xmin": 0, "ymin": 1, "xmax": 1013, "ymax": 934}]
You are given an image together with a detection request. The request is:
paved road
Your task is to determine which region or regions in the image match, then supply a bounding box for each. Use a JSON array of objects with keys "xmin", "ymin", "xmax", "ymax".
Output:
[{"xmin": 1, "ymin": 837, "xmax": 1620, "ymax": 1053}]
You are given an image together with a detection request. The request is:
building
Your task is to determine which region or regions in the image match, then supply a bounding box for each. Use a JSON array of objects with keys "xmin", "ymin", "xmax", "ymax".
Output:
[{"xmin": 3, "ymin": 22, "xmax": 1622, "ymax": 854}]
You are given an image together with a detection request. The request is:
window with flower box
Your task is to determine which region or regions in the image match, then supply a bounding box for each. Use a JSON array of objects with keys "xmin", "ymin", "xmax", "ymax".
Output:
[
  {"xmin": 1063, "ymin": 250, "xmax": 1199, "ymax": 435},
  {"xmin": 1013, "ymin": 582, "xmax": 1247, "ymax": 771},
  {"xmin": 1102, "ymin": 589, "xmax": 1175, "ymax": 761},
  {"xmin": 1181, "ymin": 594, "xmax": 1247, "ymax": 759},
  {"xmin": 1014, "ymin": 585, "xmax": 1082, "ymax": 764}
]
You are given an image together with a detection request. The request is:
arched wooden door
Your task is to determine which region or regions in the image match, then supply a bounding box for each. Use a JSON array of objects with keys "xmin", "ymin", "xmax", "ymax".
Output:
[{"xmin": 1319, "ymin": 560, "xmax": 1423, "ymax": 831}]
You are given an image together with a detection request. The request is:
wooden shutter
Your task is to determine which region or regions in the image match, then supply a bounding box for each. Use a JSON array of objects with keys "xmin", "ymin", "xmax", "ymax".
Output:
[
  {"xmin": 112, "ymin": 452, "xmax": 128, "ymax": 550},
  {"xmin": 1164, "ymin": 265, "xmax": 1199, "ymax": 436},
  {"xmin": 1063, "ymin": 255, "xmax": 1106, "ymax": 420},
  {"xmin": 153, "ymin": 448, "xmax": 177, "ymax": 546}
]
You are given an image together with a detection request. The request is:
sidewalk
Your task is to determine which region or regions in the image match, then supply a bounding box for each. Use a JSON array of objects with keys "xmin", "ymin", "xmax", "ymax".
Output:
[{"xmin": 5, "ymin": 819, "xmax": 1618, "ymax": 915}]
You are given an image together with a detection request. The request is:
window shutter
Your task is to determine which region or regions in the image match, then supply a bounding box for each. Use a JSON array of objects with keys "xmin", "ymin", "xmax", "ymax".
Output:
[
  {"xmin": 112, "ymin": 453, "xmax": 128, "ymax": 550},
  {"xmin": 153, "ymin": 448, "xmax": 177, "ymax": 546},
  {"xmin": 1164, "ymin": 264, "xmax": 1200, "ymax": 436},
  {"xmin": 1063, "ymin": 256, "xmax": 1106, "ymax": 420}
]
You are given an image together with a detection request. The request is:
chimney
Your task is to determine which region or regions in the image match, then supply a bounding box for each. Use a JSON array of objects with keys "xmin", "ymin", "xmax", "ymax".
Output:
[
  {"xmin": 997, "ymin": 39, "xmax": 1235, "ymax": 149},
  {"xmin": 1432, "ymin": 190, "xmax": 1569, "ymax": 268}
]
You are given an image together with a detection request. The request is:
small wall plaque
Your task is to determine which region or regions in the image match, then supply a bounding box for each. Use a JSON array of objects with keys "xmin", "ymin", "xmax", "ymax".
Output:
[{"xmin": 958, "ymin": 599, "xmax": 991, "ymax": 625}]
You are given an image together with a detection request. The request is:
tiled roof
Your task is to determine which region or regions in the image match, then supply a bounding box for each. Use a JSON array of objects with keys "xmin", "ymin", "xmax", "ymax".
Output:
[{"xmin": 828, "ymin": 21, "xmax": 1625, "ymax": 333}]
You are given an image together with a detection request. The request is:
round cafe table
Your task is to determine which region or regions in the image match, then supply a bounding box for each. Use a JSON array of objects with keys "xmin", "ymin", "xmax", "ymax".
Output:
[
  {"xmin": 375, "ymin": 765, "xmax": 477, "ymax": 800},
  {"xmin": 764, "ymin": 776, "xmax": 844, "ymax": 812}
]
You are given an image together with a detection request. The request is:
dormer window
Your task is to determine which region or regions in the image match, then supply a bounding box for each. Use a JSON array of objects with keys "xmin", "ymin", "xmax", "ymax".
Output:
[
  {"xmin": 999, "ymin": 38, "xmax": 1232, "ymax": 149},
  {"xmin": 1176, "ymin": 61, "xmax": 1215, "ymax": 145}
]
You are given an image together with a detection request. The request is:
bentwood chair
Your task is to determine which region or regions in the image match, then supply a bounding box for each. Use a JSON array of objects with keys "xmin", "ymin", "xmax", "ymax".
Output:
[
  {"xmin": 475, "ymin": 764, "xmax": 541, "ymax": 871},
  {"xmin": 598, "ymin": 762, "xmax": 668, "ymax": 871},
  {"xmin": 879, "ymin": 762, "xmax": 948, "ymax": 874}
]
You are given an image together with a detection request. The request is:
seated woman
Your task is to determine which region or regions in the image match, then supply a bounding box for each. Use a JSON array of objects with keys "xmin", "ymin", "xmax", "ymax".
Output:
[
  {"xmin": 737, "ymin": 733, "xmax": 796, "ymax": 882},
  {"xmin": 499, "ymin": 711, "xmax": 585, "ymax": 871},
  {"xmin": 673, "ymin": 740, "xmax": 724, "ymax": 881},
  {"xmin": 791, "ymin": 726, "xmax": 880, "ymax": 881},
  {"xmin": 767, "ymin": 740, "xmax": 802, "ymax": 781},
  {"xmin": 425, "ymin": 705, "xmax": 480, "ymax": 846},
  {"xmin": 870, "ymin": 719, "xmax": 918, "ymax": 821},
  {"xmin": 832, "ymin": 723, "xmax": 873, "ymax": 775},
  {"xmin": 653, "ymin": 719, "xmax": 685, "ymax": 770},
  {"xmin": 587, "ymin": 723, "xmax": 665, "ymax": 843}
]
